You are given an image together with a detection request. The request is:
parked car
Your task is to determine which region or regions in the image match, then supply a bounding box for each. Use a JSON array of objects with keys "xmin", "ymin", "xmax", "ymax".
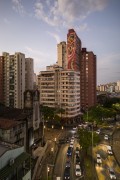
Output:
[
  {"xmin": 104, "ymin": 134, "xmax": 109, "ymax": 140},
  {"xmin": 65, "ymin": 160, "xmax": 71, "ymax": 168},
  {"xmin": 96, "ymin": 129, "xmax": 100, "ymax": 134},
  {"xmin": 67, "ymin": 147, "xmax": 72, "ymax": 156},
  {"xmin": 70, "ymin": 141, "xmax": 74, "ymax": 148},
  {"xmin": 75, "ymin": 164, "xmax": 82, "ymax": 176},
  {"xmin": 96, "ymin": 154, "xmax": 102, "ymax": 165},
  {"xmin": 75, "ymin": 147, "xmax": 80, "ymax": 155},
  {"xmin": 108, "ymin": 168, "xmax": 116, "ymax": 179},
  {"xmin": 76, "ymin": 155, "xmax": 80, "ymax": 165},
  {"xmin": 64, "ymin": 167, "xmax": 70, "ymax": 179},
  {"xmin": 107, "ymin": 146, "xmax": 113, "ymax": 155}
]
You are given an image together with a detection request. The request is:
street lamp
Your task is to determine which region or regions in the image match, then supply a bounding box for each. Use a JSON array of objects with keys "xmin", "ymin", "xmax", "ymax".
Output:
[
  {"xmin": 47, "ymin": 164, "xmax": 54, "ymax": 180},
  {"xmin": 62, "ymin": 126, "xmax": 64, "ymax": 130}
]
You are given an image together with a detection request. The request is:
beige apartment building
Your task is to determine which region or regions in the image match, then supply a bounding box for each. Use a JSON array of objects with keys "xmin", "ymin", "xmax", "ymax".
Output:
[
  {"xmin": 2, "ymin": 52, "xmax": 25, "ymax": 108},
  {"xmin": 1, "ymin": 52, "xmax": 34, "ymax": 109},
  {"xmin": 57, "ymin": 41, "xmax": 67, "ymax": 69},
  {"xmin": 25, "ymin": 58, "xmax": 34, "ymax": 90},
  {"xmin": 38, "ymin": 65, "xmax": 81, "ymax": 120}
]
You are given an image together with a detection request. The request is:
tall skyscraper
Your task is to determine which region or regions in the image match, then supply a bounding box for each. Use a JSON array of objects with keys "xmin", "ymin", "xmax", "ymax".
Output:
[
  {"xmin": 57, "ymin": 41, "xmax": 67, "ymax": 69},
  {"xmin": 80, "ymin": 48, "xmax": 96, "ymax": 110},
  {"xmin": 25, "ymin": 58, "xmax": 34, "ymax": 90},
  {"xmin": 3, "ymin": 52, "xmax": 25, "ymax": 109},
  {"xmin": 67, "ymin": 29, "xmax": 81, "ymax": 71},
  {"xmin": 0, "ymin": 56, "xmax": 4, "ymax": 104}
]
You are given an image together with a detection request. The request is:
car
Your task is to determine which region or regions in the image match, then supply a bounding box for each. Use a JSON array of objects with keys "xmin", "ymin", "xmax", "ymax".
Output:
[
  {"xmin": 108, "ymin": 168, "xmax": 116, "ymax": 179},
  {"xmin": 96, "ymin": 154, "xmax": 102, "ymax": 165},
  {"xmin": 70, "ymin": 141, "xmax": 74, "ymax": 148},
  {"xmin": 59, "ymin": 139, "xmax": 66, "ymax": 144},
  {"xmin": 75, "ymin": 164, "xmax": 82, "ymax": 176},
  {"xmin": 67, "ymin": 147, "xmax": 72, "ymax": 156},
  {"xmin": 75, "ymin": 147, "xmax": 80, "ymax": 155},
  {"xmin": 65, "ymin": 160, "xmax": 71, "ymax": 168},
  {"xmin": 76, "ymin": 155, "xmax": 80, "ymax": 165},
  {"xmin": 107, "ymin": 146, "xmax": 113, "ymax": 155},
  {"xmin": 70, "ymin": 138, "xmax": 74, "ymax": 142},
  {"xmin": 96, "ymin": 129, "xmax": 100, "ymax": 134},
  {"xmin": 73, "ymin": 127, "xmax": 77, "ymax": 130},
  {"xmin": 64, "ymin": 167, "xmax": 70, "ymax": 179},
  {"xmin": 104, "ymin": 134, "xmax": 109, "ymax": 140},
  {"xmin": 70, "ymin": 143, "xmax": 74, "ymax": 148}
]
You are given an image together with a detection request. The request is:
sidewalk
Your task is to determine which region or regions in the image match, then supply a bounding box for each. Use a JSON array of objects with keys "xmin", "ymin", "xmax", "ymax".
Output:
[{"xmin": 112, "ymin": 128, "xmax": 120, "ymax": 166}]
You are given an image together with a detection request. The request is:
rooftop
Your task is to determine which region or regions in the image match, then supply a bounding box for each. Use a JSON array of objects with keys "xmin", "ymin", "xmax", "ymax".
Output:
[
  {"xmin": 0, "ymin": 141, "xmax": 20, "ymax": 157},
  {"xmin": 0, "ymin": 118, "xmax": 21, "ymax": 130}
]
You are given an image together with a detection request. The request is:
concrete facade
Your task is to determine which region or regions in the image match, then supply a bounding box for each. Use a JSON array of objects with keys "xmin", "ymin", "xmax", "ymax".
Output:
[
  {"xmin": 0, "ymin": 56, "xmax": 4, "ymax": 104},
  {"xmin": 38, "ymin": 65, "xmax": 81, "ymax": 120},
  {"xmin": 2, "ymin": 52, "xmax": 25, "ymax": 109},
  {"xmin": 25, "ymin": 58, "xmax": 34, "ymax": 90}
]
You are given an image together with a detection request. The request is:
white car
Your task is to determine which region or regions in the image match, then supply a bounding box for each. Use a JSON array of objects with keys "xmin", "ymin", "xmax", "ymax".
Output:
[
  {"xmin": 70, "ymin": 142, "xmax": 74, "ymax": 148},
  {"xmin": 96, "ymin": 154, "xmax": 102, "ymax": 164},
  {"xmin": 75, "ymin": 164, "xmax": 82, "ymax": 176},
  {"xmin": 109, "ymin": 168, "xmax": 116, "ymax": 179},
  {"xmin": 96, "ymin": 129, "xmax": 100, "ymax": 134},
  {"xmin": 104, "ymin": 134, "xmax": 109, "ymax": 140}
]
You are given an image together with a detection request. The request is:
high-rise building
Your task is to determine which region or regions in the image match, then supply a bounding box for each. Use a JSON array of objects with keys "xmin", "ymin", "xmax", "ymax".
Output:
[
  {"xmin": 25, "ymin": 58, "xmax": 34, "ymax": 90},
  {"xmin": 57, "ymin": 41, "xmax": 67, "ymax": 69},
  {"xmin": 2, "ymin": 52, "xmax": 25, "ymax": 109},
  {"xmin": 0, "ymin": 56, "xmax": 4, "ymax": 104},
  {"xmin": 1, "ymin": 52, "xmax": 34, "ymax": 109},
  {"xmin": 38, "ymin": 64, "xmax": 81, "ymax": 120},
  {"xmin": 67, "ymin": 29, "xmax": 81, "ymax": 71},
  {"xmin": 80, "ymin": 48, "xmax": 96, "ymax": 110}
]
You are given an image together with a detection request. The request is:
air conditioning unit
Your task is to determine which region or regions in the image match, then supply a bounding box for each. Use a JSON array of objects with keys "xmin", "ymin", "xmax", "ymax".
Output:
[{"xmin": 9, "ymin": 158, "xmax": 14, "ymax": 166}]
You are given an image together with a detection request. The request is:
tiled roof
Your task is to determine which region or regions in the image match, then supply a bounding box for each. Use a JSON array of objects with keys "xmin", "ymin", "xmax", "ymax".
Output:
[{"xmin": 0, "ymin": 118, "xmax": 20, "ymax": 129}]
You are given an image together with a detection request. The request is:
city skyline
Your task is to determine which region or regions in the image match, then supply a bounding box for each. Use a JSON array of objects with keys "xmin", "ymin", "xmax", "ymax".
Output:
[{"xmin": 0, "ymin": 0, "xmax": 120, "ymax": 85}]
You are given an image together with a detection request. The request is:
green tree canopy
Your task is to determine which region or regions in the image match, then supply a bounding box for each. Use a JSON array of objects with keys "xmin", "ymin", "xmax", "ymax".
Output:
[{"xmin": 78, "ymin": 128, "xmax": 100, "ymax": 154}]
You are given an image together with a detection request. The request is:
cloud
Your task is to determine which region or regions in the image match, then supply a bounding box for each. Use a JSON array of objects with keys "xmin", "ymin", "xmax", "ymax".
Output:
[
  {"xmin": 47, "ymin": 31, "xmax": 61, "ymax": 43},
  {"xmin": 25, "ymin": 46, "xmax": 50, "ymax": 57},
  {"xmin": 12, "ymin": 0, "xmax": 25, "ymax": 15},
  {"xmin": 3, "ymin": 18, "xmax": 10, "ymax": 25},
  {"xmin": 97, "ymin": 53, "xmax": 120, "ymax": 84},
  {"xmin": 25, "ymin": 46, "xmax": 56, "ymax": 74},
  {"xmin": 75, "ymin": 23, "xmax": 88, "ymax": 32},
  {"xmin": 34, "ymin": 0, "xmax": 108, "ymax": 27}
]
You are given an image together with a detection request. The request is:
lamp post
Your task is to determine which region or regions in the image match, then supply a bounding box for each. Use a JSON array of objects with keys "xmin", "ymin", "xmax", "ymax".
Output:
[{"xmin": 47, "ymin": 164, "xmax": 54, "ymax": 180}]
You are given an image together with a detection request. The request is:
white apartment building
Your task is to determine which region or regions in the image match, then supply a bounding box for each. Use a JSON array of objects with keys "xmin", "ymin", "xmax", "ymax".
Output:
[
  {"xmin": 25, "ymin": 58, "xmax": 34, "ymax": 90},
  {"xmin": 57, "ymin": 41, "xmax": 67, "ymax": 69},
  {"xmin": 38, "ymin": 65, "xmax": 81, "ymax": 119},
  {"xmin": 3, "ymin": 52, "xmax": 25, "ymax": 109}
]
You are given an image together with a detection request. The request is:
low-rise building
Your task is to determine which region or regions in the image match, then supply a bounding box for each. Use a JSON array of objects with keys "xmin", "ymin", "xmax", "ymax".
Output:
[{"xmin": 0, "ymin": 141, "xmax": 31, "ymax": 180}]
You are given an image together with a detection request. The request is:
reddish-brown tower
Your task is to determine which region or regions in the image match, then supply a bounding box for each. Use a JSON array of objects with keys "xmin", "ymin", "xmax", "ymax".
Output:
[
  {"xmin": 67, "ymin": 29, "xmax": 81, "ymax": 71},
  {"xmin": 80, "ymin": 48, "xmax": 96, "ymax": 110}
]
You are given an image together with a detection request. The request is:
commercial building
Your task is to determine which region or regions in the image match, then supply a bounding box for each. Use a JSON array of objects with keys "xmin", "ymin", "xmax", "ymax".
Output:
[
  {"xmin": 80, "ymin": 48, "xmax": 96, "ymax": 110},
  {"xmin": 38, "ymin": 65, "xmax": 81, "ymax": 120}
]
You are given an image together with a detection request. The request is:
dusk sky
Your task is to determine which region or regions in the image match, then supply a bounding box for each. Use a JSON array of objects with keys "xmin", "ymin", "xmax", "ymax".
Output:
[{"xmin": 0, "ymin": 0, "xmax": 120, "ymax": 85}]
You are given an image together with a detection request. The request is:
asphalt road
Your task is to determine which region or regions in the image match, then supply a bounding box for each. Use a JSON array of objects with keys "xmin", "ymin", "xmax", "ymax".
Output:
[{"xmin": 94, "ymin": 127, "xmax": 120, "ymax": 180}]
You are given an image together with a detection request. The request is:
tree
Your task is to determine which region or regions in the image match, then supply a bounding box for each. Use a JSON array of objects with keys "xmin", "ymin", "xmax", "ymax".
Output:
[{"xmin": 78, "ymin": 128, "xmax": 100, "ymax": 155}]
